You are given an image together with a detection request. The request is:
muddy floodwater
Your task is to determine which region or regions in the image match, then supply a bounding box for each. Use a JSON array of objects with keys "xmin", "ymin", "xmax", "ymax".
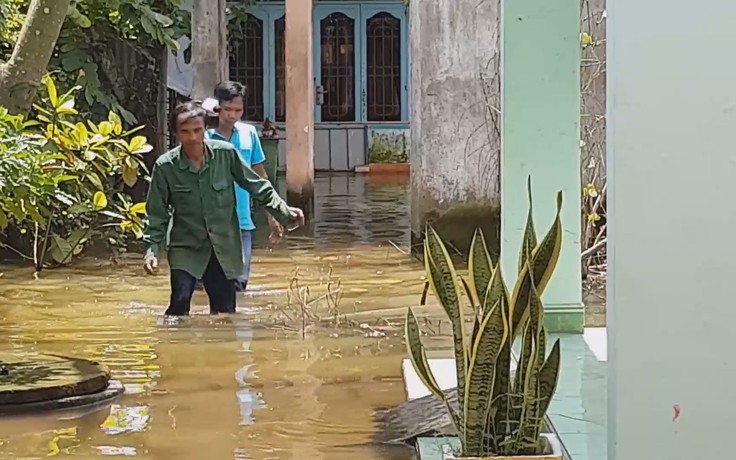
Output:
[{"xmin": 0, "ymin": 174, "xmax": 451, "ymax": 459}]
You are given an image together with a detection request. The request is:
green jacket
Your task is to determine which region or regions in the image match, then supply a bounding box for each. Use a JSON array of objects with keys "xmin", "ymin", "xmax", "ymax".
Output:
[{"xmin": 143, "ymin": 139, "xmax": 294, "ymax": 279}]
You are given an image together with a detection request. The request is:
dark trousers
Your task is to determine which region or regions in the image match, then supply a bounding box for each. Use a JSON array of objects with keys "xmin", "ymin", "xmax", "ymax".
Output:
[{"xmin": 166, "ymin": 253, "xmax": 236, "ymax": 316}]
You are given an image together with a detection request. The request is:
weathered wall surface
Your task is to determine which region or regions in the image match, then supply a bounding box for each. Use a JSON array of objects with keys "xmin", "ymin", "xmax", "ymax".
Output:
[{"xmin": 409, "ymin": 0, "xmax": 502, "ymax": 258}]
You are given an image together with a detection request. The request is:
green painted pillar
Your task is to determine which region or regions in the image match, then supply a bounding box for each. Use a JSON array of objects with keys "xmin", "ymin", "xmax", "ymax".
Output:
[{"xmin": 500, "ymin": 0, "xmax": 583, "ymax": 332}]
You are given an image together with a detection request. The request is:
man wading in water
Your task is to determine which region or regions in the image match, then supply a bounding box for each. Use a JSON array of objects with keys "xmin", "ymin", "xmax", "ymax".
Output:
[
  {"xmin": 142, "ymin": 101, "xmax": 304, "ymax": 315},
  {"xmin": 192, "ymin": 81, "xmax": 283, "ymax": 293}
]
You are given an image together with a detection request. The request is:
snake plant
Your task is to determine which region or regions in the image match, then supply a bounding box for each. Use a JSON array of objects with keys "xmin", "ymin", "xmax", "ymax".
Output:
[{"xmin": 405, "ymin": 177, "xmax": 563, "ymax": 457}]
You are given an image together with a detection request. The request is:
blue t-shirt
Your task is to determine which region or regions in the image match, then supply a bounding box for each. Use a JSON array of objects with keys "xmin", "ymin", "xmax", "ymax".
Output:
[{"xmin": 205, "ymin": 122, "xmax": 266, "ymax": 231}]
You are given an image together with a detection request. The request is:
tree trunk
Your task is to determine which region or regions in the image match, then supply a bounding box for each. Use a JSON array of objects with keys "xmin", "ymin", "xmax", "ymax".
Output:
[{"xmin": 0, "ymin": 0, "xmax": 72, "ymax": 115}]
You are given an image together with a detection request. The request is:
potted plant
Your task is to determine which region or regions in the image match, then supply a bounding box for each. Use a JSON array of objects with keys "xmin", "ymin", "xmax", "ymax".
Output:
[
  {"xmin": 406, "ymin": 177, "xmax": 564, "ymax": 459},
  {"xmin": 365, "ymin": 131, "xmax": 410, "ymax": 174}
]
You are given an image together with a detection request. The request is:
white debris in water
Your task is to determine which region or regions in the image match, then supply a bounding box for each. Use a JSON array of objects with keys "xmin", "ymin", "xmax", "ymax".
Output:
[
  {"xmin": 365, "ymin": 330, "xmax": 386, "ymax": 338},
  {"xmin": 100, "ymin": 405, "xmax": 150, "ymax": 435},
  {"xmin": 95, "ymin": 446, "xmax": 137, "ymax": 456}
]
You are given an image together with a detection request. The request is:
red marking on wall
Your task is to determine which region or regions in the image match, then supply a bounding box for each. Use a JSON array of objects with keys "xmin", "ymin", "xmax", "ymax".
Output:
[{"xmin": 673, "ymin": 404, "xmax": 681, "ymax": 421}]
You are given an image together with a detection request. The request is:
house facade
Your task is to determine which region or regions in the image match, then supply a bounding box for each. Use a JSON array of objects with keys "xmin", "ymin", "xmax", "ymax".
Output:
[{"xmin": 168, "ymin": 0, "xmax": 410, "ymax": 171}]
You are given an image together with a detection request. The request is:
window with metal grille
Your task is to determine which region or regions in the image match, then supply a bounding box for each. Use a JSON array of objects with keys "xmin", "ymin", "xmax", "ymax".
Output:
[
  {"xmin": 320, "ymin": 13, "xmax": 355, "ymax": 122},
  {"xmin": 275, "ymin": 15, "xmax": 286, "ymax": 123},
  {"xmin": 229, "ymin": 13, "xmax": 265, "ymax": 121},
  {"xmin": 366, "ymin": 12, "xmax": 401, "ymax": 122}
]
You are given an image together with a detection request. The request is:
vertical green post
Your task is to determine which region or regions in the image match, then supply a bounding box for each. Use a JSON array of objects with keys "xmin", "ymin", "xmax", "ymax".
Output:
[{"xmin": 500, "ymin": 0, "xmax": 583, "ymax": 332}]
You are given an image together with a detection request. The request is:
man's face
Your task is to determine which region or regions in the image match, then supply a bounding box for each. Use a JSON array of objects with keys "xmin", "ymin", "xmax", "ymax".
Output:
[
  {"xmin": 176, "ymin": 115, "xmax": 205, "ymax": 149},
  {"xmin": 218, "ymin": 96, "xmax": 244, "ymax": 127}
]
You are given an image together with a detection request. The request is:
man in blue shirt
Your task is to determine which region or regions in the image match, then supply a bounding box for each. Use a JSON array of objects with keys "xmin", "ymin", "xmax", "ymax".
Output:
[{"xmin": 195, "ymin": 81, "xmax": 284, "ymax": 292}]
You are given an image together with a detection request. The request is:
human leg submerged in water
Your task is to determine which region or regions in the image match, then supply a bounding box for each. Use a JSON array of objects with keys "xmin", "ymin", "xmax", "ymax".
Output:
[
  {"xmin": 195, "ymin": 230, "xmax": 251, "ymax": 293},
  {"xmin": 234, "ymin": 230, "xmax": 252, "ymax": 292},
  {"xmin": 167, "ymin": 252, "xmax": 236, "ymax": 315}
]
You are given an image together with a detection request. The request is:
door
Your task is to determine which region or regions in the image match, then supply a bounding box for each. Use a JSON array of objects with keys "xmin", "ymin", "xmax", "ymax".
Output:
[
  {"xmin": 313, "ymin": 5, "xmax": 362, "ymax": 123},
  {"xmin": 360, "ymin": 4, "xmax": 408, "ymax": 122}
]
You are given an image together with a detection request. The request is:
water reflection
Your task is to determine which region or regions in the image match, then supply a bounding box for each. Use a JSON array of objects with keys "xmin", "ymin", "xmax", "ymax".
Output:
[
  {"xmin": 232, "ymin": 318, "xmax": 266, "ymax": 426},
  {"xmin": 0, "ymin": 173, "xmax": 422, "ymax": 459}
]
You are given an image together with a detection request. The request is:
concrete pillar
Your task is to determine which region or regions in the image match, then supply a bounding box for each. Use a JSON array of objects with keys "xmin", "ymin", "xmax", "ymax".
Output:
[
  {"xmin": 190, "ymin": 0, "xmax": 228, "ymax": 100},
  {"xmin": 284, "ymin": 0, "xmax": 315, "ymax": 219},
  {"xmin": 409, "ymin": 0, "xmax": 502, "ymax": 259},
  {"xmin": 608, "ymin": 0, "xmax": 736, "ymax": 457},
  {"xmin": 500, "ymin": 0, "xmax": 583, "ymax": 332}
]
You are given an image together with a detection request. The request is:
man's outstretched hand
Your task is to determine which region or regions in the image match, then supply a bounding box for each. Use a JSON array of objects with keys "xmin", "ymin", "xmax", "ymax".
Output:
[
  {"xmin": 287, "ymin": 206, "xmax": 305, "ymax": 230},
  {"xmin": 144, "ymin": 255, "xmax": 158, "ymax": 275},
  {"xmin": 267, "ymin": 215, "xmax": 285, "ymax": 245}
]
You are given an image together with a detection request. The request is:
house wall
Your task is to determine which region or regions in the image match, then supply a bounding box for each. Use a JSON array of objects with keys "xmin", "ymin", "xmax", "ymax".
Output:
[{"xmin": 167, "ymin": 0, "xmax": 411, "ymax": 170}]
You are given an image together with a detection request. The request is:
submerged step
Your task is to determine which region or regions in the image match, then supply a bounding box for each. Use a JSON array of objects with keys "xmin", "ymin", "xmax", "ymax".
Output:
[{"xmin": 0, "ymin": 353, "xmax": 123, "ymax": 414}]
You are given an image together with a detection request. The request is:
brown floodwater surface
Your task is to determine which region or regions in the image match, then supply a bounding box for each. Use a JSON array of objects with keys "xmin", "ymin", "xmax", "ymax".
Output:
[{"xmin": 0, "ymin": 174, "xmax": 436, "ymax": 460}]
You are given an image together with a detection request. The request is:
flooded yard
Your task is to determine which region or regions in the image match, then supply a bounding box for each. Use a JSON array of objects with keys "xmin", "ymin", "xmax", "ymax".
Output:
[{"xmin": 0, "ymin": 174, "xmax": 433, "ymax": 459}]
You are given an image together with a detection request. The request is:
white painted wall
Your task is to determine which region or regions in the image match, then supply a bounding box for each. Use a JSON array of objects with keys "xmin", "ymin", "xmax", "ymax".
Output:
[{"xmin": 607, "ymin": 0, "xmax": 736, "ymax": 457}]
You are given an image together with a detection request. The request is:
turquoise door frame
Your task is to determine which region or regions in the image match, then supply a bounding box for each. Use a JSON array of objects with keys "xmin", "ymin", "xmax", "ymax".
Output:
[{"xmin": 244, "ymin": 1, "xmax": 409, "ymax": 123}]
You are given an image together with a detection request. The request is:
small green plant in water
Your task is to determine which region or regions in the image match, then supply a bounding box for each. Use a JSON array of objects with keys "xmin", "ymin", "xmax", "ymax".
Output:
[
  {"xmin": 0, "ymin": 74, "xmax": 150, "ymax": 270},
  {"xmin": 405, "ymin": 176, "xmax": 563, "ymax": 457}
]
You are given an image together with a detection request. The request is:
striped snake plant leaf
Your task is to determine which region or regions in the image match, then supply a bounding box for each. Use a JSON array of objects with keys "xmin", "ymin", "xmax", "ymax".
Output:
[
  {"xmin": 483, "ymin": 261, "xmax": 509, "ymax": 322},
  {"xmin": 462, "ymin": 294, "xmax": 507, "ymax": 456},
  {"xmin": 468, "ymin": 228, "xmax": 493, "ymax": 309},
  {"xmin": 529, "ymin": 190, "xmax": 564, "ymax": 296},
  {"xmin": 517, "ymin": 282, "xmax": 546, "ymax": 443},
  {"xmin": 509, "ymin": 190, "xmax": 564, "ymax": 339},
  {"xmin": 405, "ymin": 307, "xmax": 462, "ymax": 429},
  {"xmin": 533, "ymin": 338, "xmax": 561, "ymax": 439},
  {"xmin": 489, "ymin": 299, "xmax": 513, "ymax": 440},
  {"xmin": 518, "ymin": 337, "xmax": 562, "ymax": 450},
  {"xmin": 528, "ymin": 280, "xmax": 545, "ymax": 348},
  {"xmin": 475, "ymin": 266, "xmax": 513, "ymax": 444},
  {"xmin": 424, "ymin": 225, "xmax": 468, "ymax": 425},
  {"xmin": 519, "ymin": 175, "xmax": 538, "ymax": 275},
  {"xmin": 461, "ymin": 276, "xmax": 482, "ymax": 367},
  {"xmin": 510, "ymin": 321, "xmax": 535, "ymax": 430}
]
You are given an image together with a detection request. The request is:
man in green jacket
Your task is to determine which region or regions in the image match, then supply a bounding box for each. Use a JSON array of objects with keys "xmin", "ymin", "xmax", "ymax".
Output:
[{"xmin": 143, "ymin": 101, "xmax": 304, "ymax": 316}]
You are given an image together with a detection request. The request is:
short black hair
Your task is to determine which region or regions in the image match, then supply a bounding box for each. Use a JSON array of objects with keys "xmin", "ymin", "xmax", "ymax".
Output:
[
  {"xmin": 214, "ymin": 81, "xmax": 246, "ymax": 103},
  {"xmin": 169, "ymin": 101, "xmax": 207, "ymax": 132}
]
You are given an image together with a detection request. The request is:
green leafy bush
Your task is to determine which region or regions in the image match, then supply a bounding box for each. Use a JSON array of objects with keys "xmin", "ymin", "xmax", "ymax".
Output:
[
  {"xmin": 0, "ymin": 0, "xmax": 188, "ymax": 123},
  {"xmin": 0, "ymin": 75, "xmax": 149, "ymax": 270}
]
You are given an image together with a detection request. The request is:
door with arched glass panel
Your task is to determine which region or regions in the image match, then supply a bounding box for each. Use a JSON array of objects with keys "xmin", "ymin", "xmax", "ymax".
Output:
[
  {"xmin": 228, "ymin": 9, "xmax": 270, "ymax": 122},
  {"xmin": 361, "ymin": 5, "xmax": 408, "ymax": 122},
  {"xmin": 313, "ymin": 6, "xmax": 361, "ymax": 123}
]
